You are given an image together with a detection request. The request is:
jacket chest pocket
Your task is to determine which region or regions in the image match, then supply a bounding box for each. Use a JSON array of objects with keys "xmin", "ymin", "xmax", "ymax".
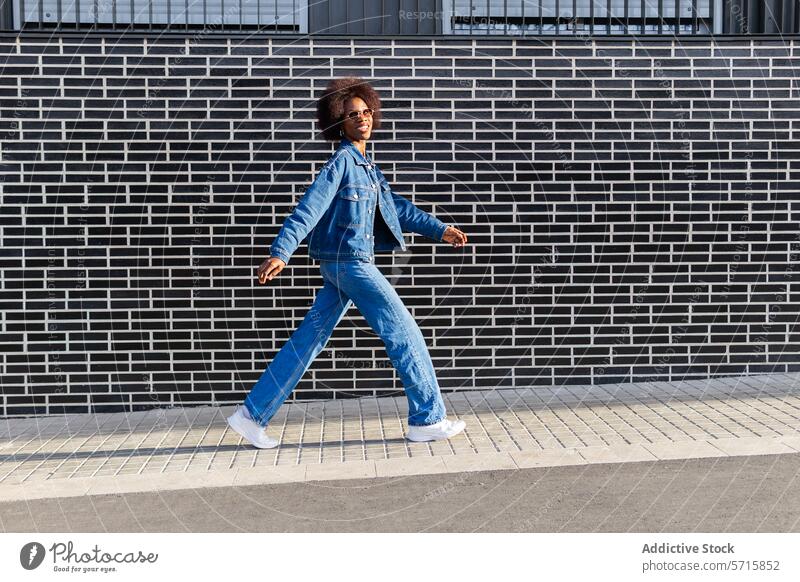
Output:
[{"xmin": 336, "ymin": 187, "xmax": 368, "ymax": 228}]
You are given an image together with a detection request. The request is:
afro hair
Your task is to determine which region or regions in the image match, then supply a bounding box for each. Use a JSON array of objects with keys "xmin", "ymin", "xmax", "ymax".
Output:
[{"xmin": 316, "ymin": 77, "xmax": 383, "ymax": 142}]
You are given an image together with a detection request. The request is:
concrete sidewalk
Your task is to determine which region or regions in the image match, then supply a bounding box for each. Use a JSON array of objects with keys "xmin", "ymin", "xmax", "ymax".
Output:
[{"xmin": 2, "ymin": 372, "xmax": 800, "ymax": 502}]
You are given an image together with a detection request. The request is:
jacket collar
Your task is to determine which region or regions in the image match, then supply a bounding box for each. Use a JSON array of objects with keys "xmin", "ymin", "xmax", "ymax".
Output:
[{"xmin": 339, "ymin": 137, "xmax": 373, "ymax": 166}]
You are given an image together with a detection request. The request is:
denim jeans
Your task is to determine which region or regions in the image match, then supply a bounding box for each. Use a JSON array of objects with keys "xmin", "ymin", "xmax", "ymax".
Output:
[{"xmin": 243, "ymin": 258, "xmax": 447, "ymax": 428}]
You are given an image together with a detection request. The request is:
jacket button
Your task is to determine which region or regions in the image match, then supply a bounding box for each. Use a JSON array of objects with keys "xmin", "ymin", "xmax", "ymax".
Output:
[{"xmin": 353, "ymin": 194, "xmax": 358, "ymax": 199}]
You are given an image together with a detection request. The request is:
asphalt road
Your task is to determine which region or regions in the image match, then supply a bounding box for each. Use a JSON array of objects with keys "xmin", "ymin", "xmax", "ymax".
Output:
[{"xmin": 2, "ymin": 454, "xmax": 800, "ymax": 532}]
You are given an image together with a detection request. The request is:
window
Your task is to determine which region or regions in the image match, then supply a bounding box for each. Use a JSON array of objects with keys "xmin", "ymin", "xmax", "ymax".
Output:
[
  {"xmin": 14, "ymin": 0, "xmax": 308, "ymax": 31},
  {"xmin": 442, "ymin": 0, "xmax": 720, "ymax": 35}
]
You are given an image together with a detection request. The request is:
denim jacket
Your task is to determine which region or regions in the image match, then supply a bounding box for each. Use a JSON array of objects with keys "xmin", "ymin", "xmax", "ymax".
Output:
[{"xmin": 269, "ymin": 138, "xmax": 449, "ymax": 264}]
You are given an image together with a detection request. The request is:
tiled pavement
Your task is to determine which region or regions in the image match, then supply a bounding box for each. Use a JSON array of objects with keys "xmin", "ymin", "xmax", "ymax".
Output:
[{"xmin": 2, "ymin": 373, "xmax": 800, "ymax": 502}]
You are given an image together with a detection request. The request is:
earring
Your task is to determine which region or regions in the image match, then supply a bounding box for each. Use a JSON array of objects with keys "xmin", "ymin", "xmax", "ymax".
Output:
[{"xmin": 339, "ymin": 128, "xmax": 343, "ymax": 137}]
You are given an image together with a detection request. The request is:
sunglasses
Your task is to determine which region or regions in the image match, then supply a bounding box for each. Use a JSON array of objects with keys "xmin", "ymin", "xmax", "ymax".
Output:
[{"xmin": 345, "ymin": 108, "xmax": 374, "ymax": 120}]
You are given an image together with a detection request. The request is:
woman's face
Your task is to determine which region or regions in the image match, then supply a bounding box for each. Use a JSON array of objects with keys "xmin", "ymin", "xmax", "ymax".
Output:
[{"xmin": 341, "ymin": 96, "xmax": 373, "ymax": 142}]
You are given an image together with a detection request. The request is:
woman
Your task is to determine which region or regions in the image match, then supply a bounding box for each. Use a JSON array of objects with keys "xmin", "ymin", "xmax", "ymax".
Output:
[{"xmin": 227, "ymin": 77, "xmax": 470, "ymax": 449}]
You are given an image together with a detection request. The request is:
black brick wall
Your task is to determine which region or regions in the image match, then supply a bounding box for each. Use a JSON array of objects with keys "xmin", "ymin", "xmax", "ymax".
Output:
[{"xmin": 2, "ymin": 33, "xmax": 800, "ymax": 418}]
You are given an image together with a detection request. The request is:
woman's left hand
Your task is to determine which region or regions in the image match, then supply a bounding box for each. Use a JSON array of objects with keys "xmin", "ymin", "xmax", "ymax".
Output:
[{"xmin": 442, "ymin": 225, "xmax": 468, "ymax": 248}]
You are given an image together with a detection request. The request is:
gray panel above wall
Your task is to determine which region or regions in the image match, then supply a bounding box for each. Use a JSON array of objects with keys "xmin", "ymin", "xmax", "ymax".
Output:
[
  {"xmin": 309, "ymin": 0, "xmax": 442, "ymax": 34},
  {"xmin": 364, "ymin": 0, "xmax": 389, "ymax": 35},
  {"xmin": 723, "ymin": 0, "xmax": 799, "ymax": 33}
]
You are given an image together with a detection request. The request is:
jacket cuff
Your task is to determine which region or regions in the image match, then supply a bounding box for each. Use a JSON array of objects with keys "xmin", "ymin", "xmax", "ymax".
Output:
[
  {"xmin": 270, "ymin": 246, "xmax": 291, "ymax": 265},
  {"xmin": 433, "ymin": 221, "xmax": 449, "ymax": 242}
]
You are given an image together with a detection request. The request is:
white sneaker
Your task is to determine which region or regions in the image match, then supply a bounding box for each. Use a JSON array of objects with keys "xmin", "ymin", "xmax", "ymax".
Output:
[
  {"xmin": 406, "ymin": 417, "xmax": 466, "ymax": 442},
  {"xmin": 226, "ymin": 405, "xmax": 279, "ymax": 449}
]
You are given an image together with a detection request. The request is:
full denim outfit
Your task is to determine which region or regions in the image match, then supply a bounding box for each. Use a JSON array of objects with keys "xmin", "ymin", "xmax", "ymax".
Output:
[{"xmin": 243, "ymin": 137, "xmax": 451, "ymax": 427}]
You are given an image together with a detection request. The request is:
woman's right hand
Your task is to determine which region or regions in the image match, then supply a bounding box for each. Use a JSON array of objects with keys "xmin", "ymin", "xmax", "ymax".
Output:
[{"xmin": 257, "ymin": 257, "xmax": 286, "ymax": 284}]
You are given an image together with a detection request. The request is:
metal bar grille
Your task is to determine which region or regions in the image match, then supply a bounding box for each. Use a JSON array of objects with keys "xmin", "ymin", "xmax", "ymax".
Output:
[
  {"xmin": 447, "ymin": 0, "xmax": 720, "ymax": 34},
  {"xmin": 12, "ymin": 0, "xmax": 307, "ymax": 31}
]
